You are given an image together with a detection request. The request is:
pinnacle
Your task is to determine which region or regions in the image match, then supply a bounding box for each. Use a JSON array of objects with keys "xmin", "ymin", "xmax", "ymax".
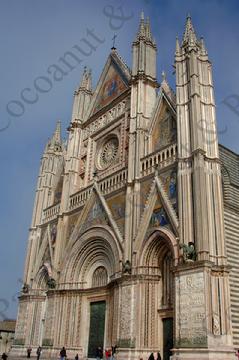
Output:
[
  {"xmin": 52, "ymin": 120, "xmax": 61, "ymax": 145},
  {"xmin": 161, "ymin": 70, "xmax": 166, "ymax": 82},
  {"xmin": 175, "ymin": 36, "xmax": 181, "ymax": 55},
  {"xmin": 182, "ymin": 14, "xmax": 197, "ymax": 45},
  {"xmin": 136, "ymin": 11, "xmax": 146, "ymax": 39},
  {"xmin": 45, "ymin": 120, "xmax": 62, "ymax": 153},
  {"xmin": 135, "ymin": 12, "xmax": 155, "ymax": 45},
  {"xmin": 200, "ymin": 36, "xmax": 207, "ymax": 54},
  {"xmin": 78, "ymin": 66, "xmax": 92, "ymax": 92},
  {"xmin": 145, "ymin": 17, "xmax": 153, "ymax": 42}
]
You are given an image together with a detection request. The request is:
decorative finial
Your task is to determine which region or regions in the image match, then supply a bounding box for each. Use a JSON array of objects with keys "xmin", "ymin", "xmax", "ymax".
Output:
[
  {"xmin": 162, "ymin": 70, "xmax": 166, "ymax": 82},
  {"xmin": 145, "ymin": 16, "xmax": 153, "ymax": 42},
  {"xmin": 200, "ymin": 36, "xmax": 207, "ymax": 54},
  {"xmin": 141, "ymin": 11, "xmax": 144, "ymax": 20},
  {"xmin": 175, "ymin": 36, "xmax": 181, "ymax": 55}
]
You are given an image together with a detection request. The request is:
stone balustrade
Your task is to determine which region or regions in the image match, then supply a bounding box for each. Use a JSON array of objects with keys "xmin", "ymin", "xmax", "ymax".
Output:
[
  {"xmin": 42, "ymin": 202, "xmax": 61, "ymax": 223},
  {"xmin": 99, "ymin": 168, "xmax": 128, "ymax": 195},
  {"xmin": 141, "ymin": 143, "xmax": 177, "ymax": 177},
  {"xmin": 69, "ymin": 168, "xmax": 128, "ymax": 211},
  {"xmin": 69, "ymin": 185, "xmax": 93, "ymax": 211}
]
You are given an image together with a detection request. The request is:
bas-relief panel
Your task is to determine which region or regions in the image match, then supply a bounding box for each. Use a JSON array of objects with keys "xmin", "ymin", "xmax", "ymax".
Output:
[
  {"xmin": 107, "ymin": 193, "xmax": 126, "ymax": 235},
  {"xmin": 118, "ymin": 285, "xmax": 136, "ymax": 348},
  {"xmin": 176, "ymin": 272, "xmax": 207, "ymax": 348},
  {"xmin": 15, "ymin": 301, "xmax": 28, "ymax": 341}
]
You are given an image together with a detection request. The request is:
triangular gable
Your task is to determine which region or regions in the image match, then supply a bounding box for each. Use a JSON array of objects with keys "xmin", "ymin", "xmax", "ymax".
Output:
[
  {"xmin": 79, "ymin": 194, "xmax": 109, "ymax": 234},
  {"xmin": 134, "ymin": 174, "xmax": 178, "ymax": 251},
  {"xmin": 32, "ymin": 227, "xmax": 49, "ymax": 278},
  {"xmin": 148, "ymin": 91, "xmax": 177, "ymax": 152},
  {"xmin": 65, "ymin": 182, "xmax": 123, "ymax": 256},
  {"xmin": 148, "ymin": 90, "xmax": 176, "ymax": 135},
  {"xmin": 86, "ymin": 51, "xmax": 130, "ymax": 119}
]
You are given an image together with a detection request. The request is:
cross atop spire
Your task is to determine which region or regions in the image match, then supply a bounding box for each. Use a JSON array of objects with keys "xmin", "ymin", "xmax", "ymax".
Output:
[
  {"xmin": 182, "ymin": 14, "xmax": 198, "ymax": 45},
  {"xmin": 111, "ymin": 34, "xmax": 117, "ymax": 50}
]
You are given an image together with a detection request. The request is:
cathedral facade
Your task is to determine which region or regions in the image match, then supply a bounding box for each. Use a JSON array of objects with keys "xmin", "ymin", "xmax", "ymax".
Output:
[{"xmin": 12, "ymin": 14, "xmax": 239, "ymax": 360}]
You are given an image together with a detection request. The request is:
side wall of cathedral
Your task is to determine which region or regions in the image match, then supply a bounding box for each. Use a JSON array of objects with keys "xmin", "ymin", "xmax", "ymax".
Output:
[{"xmin": 220, "ymin": 145, "xmax": 239, "ymax": 346}]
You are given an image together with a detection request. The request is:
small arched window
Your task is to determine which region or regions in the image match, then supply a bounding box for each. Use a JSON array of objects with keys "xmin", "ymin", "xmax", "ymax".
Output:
[{"xmin": 92, "ymin": 266, "xmax": 108, "ymax": 287}]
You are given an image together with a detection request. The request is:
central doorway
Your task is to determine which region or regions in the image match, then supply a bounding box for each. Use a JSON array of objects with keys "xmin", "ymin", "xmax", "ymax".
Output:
[{"xmin": 88, "ymin": 301, "xmax": 106, "ymax": 358}]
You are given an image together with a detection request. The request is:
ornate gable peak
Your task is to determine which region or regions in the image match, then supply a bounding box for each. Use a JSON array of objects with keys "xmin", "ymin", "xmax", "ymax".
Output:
[
  {"xmin": 160, "ymin": 71, "xmax": 176, "ymax": 106},
  {"xmin": 148, "ymin": 84, "xmax": 176, "ymax": 136},
  {"xmin": 84, "ymin": 49, "xmax": 131, "ymax": 120},
  {"xmin": 110, "ymin": 49, "xmax": 131, "ymax": 80}
]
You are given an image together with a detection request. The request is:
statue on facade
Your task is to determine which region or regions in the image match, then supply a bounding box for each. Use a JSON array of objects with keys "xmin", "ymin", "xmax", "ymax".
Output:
[
  {"xmin": 180, "ymin": 242, "xmax": 197, "ymax": 262},
  {"xmin": 47, "ymin": 277, "xmax": 56, "ymax": 289},
  {"xmin": 22, "ymin": 283, "xmax": 29, "ymax": 294},
  {"xmin": 122, "ymin": 260, "xmax": 132, "ymax": 274}
]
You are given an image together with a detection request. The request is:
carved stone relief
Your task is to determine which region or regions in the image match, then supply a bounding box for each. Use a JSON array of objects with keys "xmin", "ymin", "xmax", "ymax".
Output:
[{"xmin": 176, "ymin": 272, "xmax": 207, "ymax": 347}]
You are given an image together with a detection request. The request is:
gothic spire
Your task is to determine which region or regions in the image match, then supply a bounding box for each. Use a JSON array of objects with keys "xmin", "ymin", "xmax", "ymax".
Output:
[
  {"xmin": 77, "ymin": 66, "xmax": 92, "ymax": 92},
  {"xmin": 52, "ymin": 120, "xmax": 61, "ymax": 144},
  {"xmin": 134, "ymin": 12, "xmax": 156, "ymax": 47},
  {"xmin": 135, "ymin": 11, "xmax": 145, "ymax": 40},
  {"xmin": 48, "ymin": 120, "xmax": 61, "ymax": 149},
  {"xmin": 145, "ymin": 17, "xmax": 153, "ymax": 42},
  {"xmin": 182, "ymin": 14, "xmax": 198, "ymax": 46}
]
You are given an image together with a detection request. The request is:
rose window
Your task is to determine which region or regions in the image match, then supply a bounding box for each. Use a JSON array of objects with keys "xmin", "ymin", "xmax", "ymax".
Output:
[{"xmin": 99, "ymin": 137, "xmax": 119, "ymax": 169}]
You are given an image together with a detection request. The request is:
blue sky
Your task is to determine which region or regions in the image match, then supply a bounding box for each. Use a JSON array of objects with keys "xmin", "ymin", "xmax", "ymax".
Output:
[{"xmin": 0, "ymin": 0, "xmax": 239, "ymax": 320}]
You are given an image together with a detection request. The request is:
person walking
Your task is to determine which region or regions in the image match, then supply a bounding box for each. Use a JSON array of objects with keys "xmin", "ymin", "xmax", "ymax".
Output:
[
  {"xmin": 96, "ymin": 346, "xmax": 103, "ymax": 360},
  {"xmin": 36, "ymin": 346, "xmax": 42, "ymax": 360},
  {"xmin": 111, "ymin": 345, "xmax": 117, "ymax": 360},
  {"xmin": 236, "ymin": 349, "xmax": 239, "ymax": 360},
  {"xmin": 75, "ymin": 354, "xmax": 79, "ymax": 360},
  {"xmin": 60, "ymin": 346, "xmax": 67, "ymax": 360},
  {"xmin": 1, "ymin": 353, "xmax": 8, "ymax": 360},
  {"xmin": 105, "ymin": 348, "xmax": 111, "ymax": 360},
  {"xmin": 156, "ymin": 352, "xmax": 161, "ymax": 360},
  {"xmin": 27, "ymin": 346, "xmax": 32, "ymax": 358},
  {"xmin": 148, "ymin": 353, "xmax": 154, "ymax": 360}
]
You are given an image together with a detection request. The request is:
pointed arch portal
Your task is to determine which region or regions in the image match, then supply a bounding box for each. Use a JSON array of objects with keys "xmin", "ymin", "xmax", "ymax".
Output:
[{"xmin": 140, "ymin": 229, "xmax": 177, "ymax": 360}]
